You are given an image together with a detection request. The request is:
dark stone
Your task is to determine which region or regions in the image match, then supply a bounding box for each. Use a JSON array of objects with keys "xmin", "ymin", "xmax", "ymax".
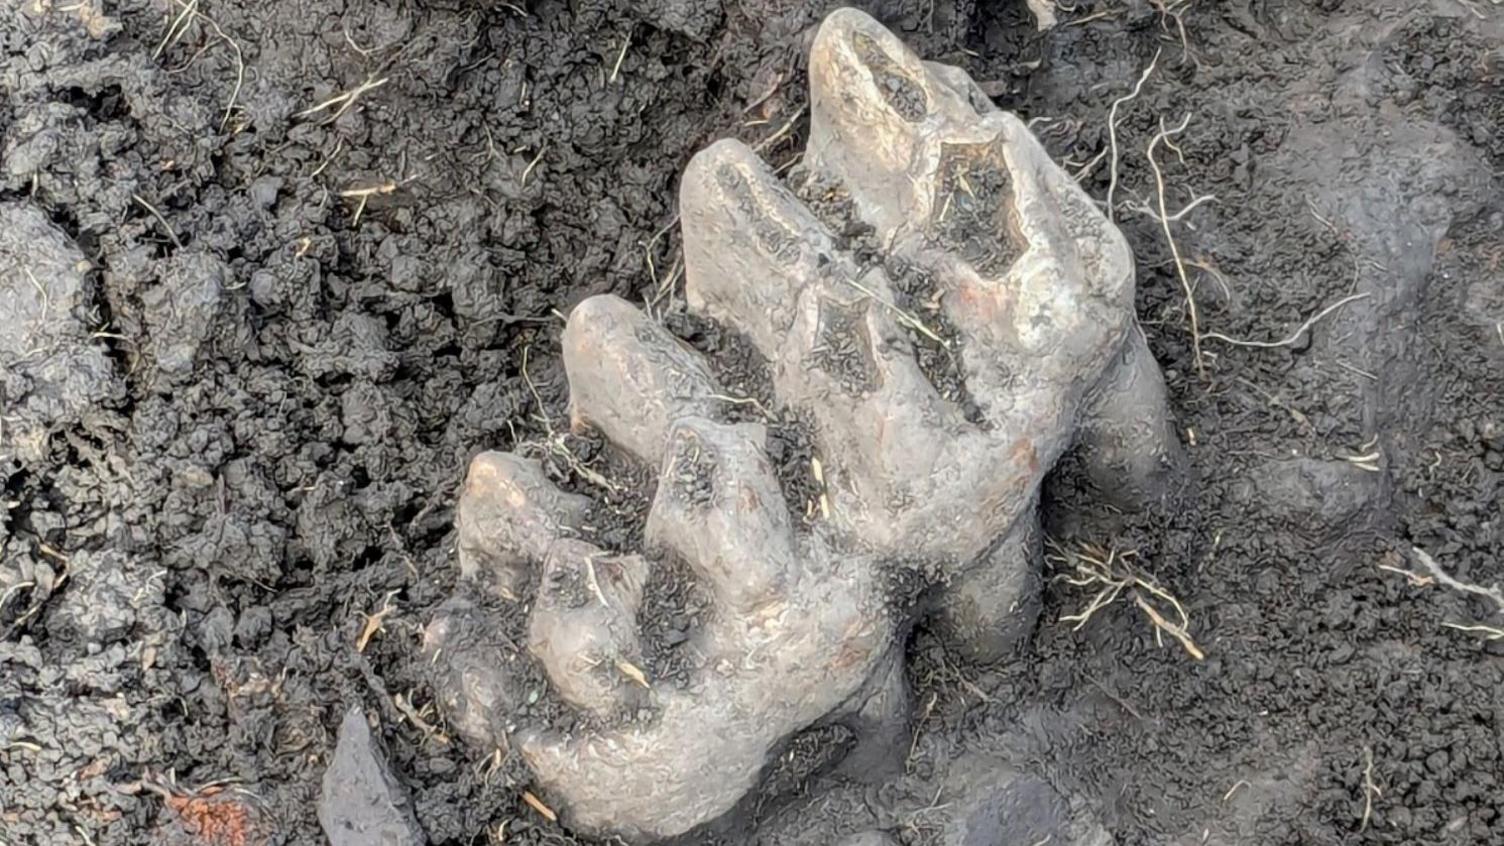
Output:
[{"xmin": 319, "ymin": 707, "xmax": 426, "ymax": 846}]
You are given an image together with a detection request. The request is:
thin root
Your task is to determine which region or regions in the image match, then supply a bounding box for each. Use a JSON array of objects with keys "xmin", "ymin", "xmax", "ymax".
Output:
[
  {"xmin": 132, "ymin": 193, "xmax": 184, "ymax": 248},
  {"xmin": 1359, "ymin": 746, "xmax": 1380, "ymax": 832},
  {"xmin": 1441, "ymin": 622, "xmax": 1504, "ymax": 641},
  {"xmin": 1408, "ymin": 546, "xmax": 1504, "ymax": 615},
  {"xmin": 1201, "ymin": 293, "xmax": 1370, "ymax": 350},
  {"xmin": 1145, "ymin": 113, "xmax": 1204, "ymax": 378},
  {"xmin": 156, "ymin": 0, "xmax": 245, "ymax": 131},
  {"xmin": 1105, "ymin": 49, "xmax": 1160, "ymax": 222},
  {"xmin": 520, "ymin": 343, "xmax": 620, "ymax": 494},
  {"xmin": 1050, "ymin": 541, "xmax": 1205, "ymax": 661},
  {"xmin": 296, "ymin": 75, "xmax": 390, "ymax": 124}
]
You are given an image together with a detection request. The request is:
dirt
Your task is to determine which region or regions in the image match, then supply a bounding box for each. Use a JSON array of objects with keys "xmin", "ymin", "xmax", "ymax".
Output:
[{"xmin": 1, "ymin": 1, "xmax": 1501, "ymax": 845}]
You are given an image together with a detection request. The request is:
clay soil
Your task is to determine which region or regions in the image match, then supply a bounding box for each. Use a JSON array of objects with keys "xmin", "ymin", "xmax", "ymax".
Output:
[{"xmin": 2, "ymin": 0, "xmax": 1502, "ymax": 844}]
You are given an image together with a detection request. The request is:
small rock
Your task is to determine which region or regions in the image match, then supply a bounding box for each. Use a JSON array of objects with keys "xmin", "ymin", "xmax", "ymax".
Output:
[
  {"xmin": 143, "ymin": 251, "xmax": 226, "ymax": 381},
  {"xmin": 1246, "ymin": 457, "xmax": 1379, "ymax": 538},
  {"xmin": 935, "ymin": 759, "xmax": 1115, "ymax": 846},
  {"xmin": 319, "ymin": 707, "xmax": 426, "ymax": 846}
]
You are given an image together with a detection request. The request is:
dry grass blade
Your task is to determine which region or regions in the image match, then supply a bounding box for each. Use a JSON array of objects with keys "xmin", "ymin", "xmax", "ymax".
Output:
[
  {"xmin": 615, "ymin": 659, "xmax": 651, "ymax": 688},
  {"xmin": 521, "ymin": 790, "xmax": 558, "ymax": 822}
]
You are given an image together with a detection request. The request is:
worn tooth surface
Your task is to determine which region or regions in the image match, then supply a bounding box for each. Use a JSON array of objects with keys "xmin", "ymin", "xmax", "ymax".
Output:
[
  {"xmin": 529, "ymin": 539, "xmax": 650, "ymax": 717},
  {"xmin": 681, "ymin": 138, "xmax": 834, "ymax": 359},
  {"xmin": 563, "ymin": 293, "xmax": 719, "ymax": 466},
  {"xmin": 644, "ymin": 417, "xmax": 796, "ymax": 615},
  {"xmin": 454, "ymin": 452, "xmax": 588, "ymax": 599}
]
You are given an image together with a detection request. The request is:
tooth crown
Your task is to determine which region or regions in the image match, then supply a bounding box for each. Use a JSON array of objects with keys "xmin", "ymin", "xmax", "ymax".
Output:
[{"xmin": 425, "ymin": 8, "xmax": 1177, "ymax": 843}]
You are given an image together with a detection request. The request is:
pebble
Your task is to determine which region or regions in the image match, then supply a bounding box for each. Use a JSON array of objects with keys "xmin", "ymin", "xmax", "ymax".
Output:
[{"xmin": 318, "ymin": 706, "xmax": 426, "ymax": 846}]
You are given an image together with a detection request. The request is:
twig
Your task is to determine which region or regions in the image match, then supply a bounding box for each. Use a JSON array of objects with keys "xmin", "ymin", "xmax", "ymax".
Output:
[
  {"xmin": 1202, "ymin": 293, "xmax": 1370, "ymax": 350},
  {"xmin": 1145, "ymin": 113, "xmax": 1203, "ymax": 377},
  {"xmin": 1105, "ymin": 49, "xmax": 1160, "ymax": 222}
]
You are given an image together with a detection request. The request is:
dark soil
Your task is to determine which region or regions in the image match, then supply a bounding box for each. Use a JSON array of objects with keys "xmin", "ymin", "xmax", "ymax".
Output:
[{"xmin": 2, "ymin": 1, "xmax": 1501, "ymax": 845}]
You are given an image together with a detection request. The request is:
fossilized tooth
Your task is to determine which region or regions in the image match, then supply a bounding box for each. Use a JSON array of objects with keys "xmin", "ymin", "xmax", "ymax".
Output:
[
  {"xmin": 428, "ymin": 8, "xmax": 1178, "ymax": 843},
  {"xmin": 681, "ymin": 137, "xmax": 1049, "ymax": 565},
  {"xmin": 805, "ymin": 7, "xmax": 1181, "ymax": 507}
]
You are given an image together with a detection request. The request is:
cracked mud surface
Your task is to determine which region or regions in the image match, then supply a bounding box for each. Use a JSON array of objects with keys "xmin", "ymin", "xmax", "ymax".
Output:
[{"xmin": 2, "ymin": 2, "xmax": 1502, "ymax": 845}]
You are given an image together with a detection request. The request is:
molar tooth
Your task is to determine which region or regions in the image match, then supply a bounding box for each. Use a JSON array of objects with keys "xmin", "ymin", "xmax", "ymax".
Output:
[{"xmin": 529, "ymin": 539, "xmax": 650, "ymax": 717}]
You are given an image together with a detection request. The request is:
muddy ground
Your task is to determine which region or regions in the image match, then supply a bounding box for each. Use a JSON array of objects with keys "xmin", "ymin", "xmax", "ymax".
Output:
[{"xmin": 2, "ymin": 0, "xmax": 1502, "ymax": 844}]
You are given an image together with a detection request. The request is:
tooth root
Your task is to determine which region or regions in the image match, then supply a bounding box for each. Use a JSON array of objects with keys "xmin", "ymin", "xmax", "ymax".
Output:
[
  {"xmin": 927, "ymin": 507, "xmax": 1042, "ymax": 664},
  {"xmin": 563, "ymin": 294, "xmax": 720, "ymax": 466},
  {"xmin": 681, "ymin": 138, "xmax": 833, "ymax": 360},
  {"xmin": 1073, "ymin": 330, "xmax": 1184, "ymax": 509}
]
